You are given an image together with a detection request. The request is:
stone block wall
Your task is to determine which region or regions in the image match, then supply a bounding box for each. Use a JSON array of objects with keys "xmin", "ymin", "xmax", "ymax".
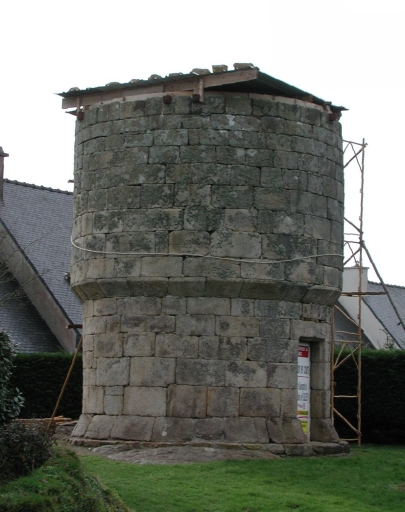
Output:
[{"xmin": 71, "ymin": 93, "xmax": 343, "ymax": 444}]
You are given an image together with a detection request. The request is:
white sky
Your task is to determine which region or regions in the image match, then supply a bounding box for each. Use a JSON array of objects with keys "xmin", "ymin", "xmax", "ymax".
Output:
[{"xmin": 1, "ymin": 0, "xmax": 404, "ymax": 285}]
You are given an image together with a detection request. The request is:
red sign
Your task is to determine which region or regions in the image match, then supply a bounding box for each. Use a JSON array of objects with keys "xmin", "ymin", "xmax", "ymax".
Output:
[{"xmin": 298, "ymin": 345, "xmax": 309, "ymax": 358}]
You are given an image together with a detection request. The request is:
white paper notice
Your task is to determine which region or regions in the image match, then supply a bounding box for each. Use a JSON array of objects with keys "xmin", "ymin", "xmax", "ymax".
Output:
[{"xmin": 297, "ymin": 343, "xmax": 310, "ymax": 438}]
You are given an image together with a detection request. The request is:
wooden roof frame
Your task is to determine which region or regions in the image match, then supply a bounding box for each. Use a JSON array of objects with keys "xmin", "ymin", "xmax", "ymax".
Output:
[{"xmin": 59, "ymin": 68, "xmax": 346, "ymax": 113}]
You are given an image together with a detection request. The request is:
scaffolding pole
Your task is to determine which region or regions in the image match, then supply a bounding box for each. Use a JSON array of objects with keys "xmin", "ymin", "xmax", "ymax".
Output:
[
  {"xmin": 332, "ymin": 138, "xmax": 405, "ymax": 446},
  {"xmin": 331, "ymin": 138, "xmax": 366, "ymax": 447}
]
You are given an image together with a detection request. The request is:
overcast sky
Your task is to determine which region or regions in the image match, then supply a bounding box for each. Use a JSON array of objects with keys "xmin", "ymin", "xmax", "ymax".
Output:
[{"xmin": 1, "ymin": 0, "xmax": 404, "ymax": 285}]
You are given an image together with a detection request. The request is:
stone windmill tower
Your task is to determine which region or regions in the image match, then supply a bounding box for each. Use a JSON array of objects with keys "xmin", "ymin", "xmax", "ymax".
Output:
[{"xmin": 60, "ymin": 64, "xmax": 347, "ymax": 455}]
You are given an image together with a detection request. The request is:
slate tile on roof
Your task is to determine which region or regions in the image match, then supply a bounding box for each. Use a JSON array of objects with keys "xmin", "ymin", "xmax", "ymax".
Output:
[
  {"xmin": 0, "ymin": 266, "xmax": 62, "ymax": 352},
  {"xmin": 0, "ymin": 180, "xmax": 82, "ymax": 326},
  {"xmin": 364, "ymin": 282, "xmax": 405, "ymax": 349}
]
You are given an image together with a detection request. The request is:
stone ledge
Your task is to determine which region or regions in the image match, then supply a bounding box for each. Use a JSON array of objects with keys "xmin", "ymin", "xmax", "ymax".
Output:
[
  {"xmin": 73, "ymin": 279, "xmax": 340, "ymax": 305},
  {"xmin": 69, "ymin": 437, "xmax": 349, "ymax": 457}
]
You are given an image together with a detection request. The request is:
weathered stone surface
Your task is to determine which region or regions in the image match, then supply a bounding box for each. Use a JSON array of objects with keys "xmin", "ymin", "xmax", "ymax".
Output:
[
  {"xmin": 155, "ymin": 333, "xmax": 198, "ymax": 358},
  {"xmin": 104, "ymin": 394, "xmax": 123, "ymax": 415},
  {"xmin": 310, "ymin": 419, "xmax": 339, "ymax": 443},
  {"xmin": 239, "ymin": 281, "xmax": 289, "ymax": 300},
  {"xmin": 93, "ymin": 298, "xmax": 117, "ymax": 316},
  {"xmin": 176, "ymin": 315, "xmax": 215, "ymax": 336},
  {"xmin": 168, "ymin": 385, "xmax": 206, "ymax": 418},
  {"xmin": 224, "ymin": 209, "xmax": 257, "ymax": 232},
  {"xmin": 176, "ymin": 359, "xmax": 226, "ymax": 386},
  {"xmin": 128, "ymin": 277, "xmax": 168, "ymax": 297},
  {"xmin": 240, "ymin": 262, "xmax": 284, "ymax": 281},
  {"xmin": 199, "ymin": 336, "xmax": 247, "ymax": 361},
  {"xmin": 210, "ymin": 230, "xmax": 262, "ymax": 258},
  {"xmin": 195, "ymin": 418, "xmax": 224, "ymax": 440},
  {"xmin": 226, "ymin": 361, "xmax": 267, "ymax": 387},
  {"xmin": 96, "ymin": 358, "xmax": 130, "ymax": 386},
  {"xmin": 311, "ymin": 390, "xmax": 331, "ymax": 419},
  {"xmin": 280, "ymin": 388, "xmax": 298, "ymax": 418},
  {"xmin": 84, "ymin": 385, "xmax": 104, "ymax": 414},
  {"xmin": 73, "ymin": 93, "xmax": 343, "ymax": 446},
  {"xmin": 124, "ymin": 208, "xmax": 183, "ymax": 231},
  {"xmin": 162, "ymin": 296, "xmax": 187, "ymax": 314},
  {"xmin": 141, "ymin": 256, "xmax": 183, "ymax": 276},
  {"xmin": 184, "ymin": 205, "xmax": 224, "ymax": 231},
  {"xmin": 248, "ymin": 337, "xmax": 294, "ymax": 363},
  {"xmin": 105, "ymin": 233, "xmax": 155, "ymax": 255},
  {"xmin": 168, "ymin": 278, "xmax": 206, "ymax": 297},
  {"xmin": 118, "ymin": 297, "xmax": 161, "ymax": 316},
  {"xmin": 240, "ymin": 388, "xmax": 281, "ymax": 417},
  {"xmin": 267, "ymin": 363, "xmax": 297, "ymax": 388},
  {"xmin": 94, "ymin": 333, "xmax": 123, "ymax": 358},
  {"xmin": 216, "ymin": 316, "xmax": 259, "ymax": 337},
  {"xmin": 169, "ymin": 230, "xmax": 210, "ymax": 256},
  {"xmin": 72, "ymin": 414, "xmax": 93, "ymax": 438},
  {"xmin": 123, "ymin": 387, "xmax": 167, "ymax": 416},
  {"xmin": 291, "ymin": 320, "xmax": 329, "ymax": 341},
  {"xmin": 284, "ymin": 444, "xmax": 314, "ymax": 457},
  {"xmin": 149, "ymin": 146, "xmax": 179, "ymax": 164},
  {"xmin": 184, "ymin": 257, "xmax": 240, "ymax": 279},
  {"xmin": 146, "ymin": 315, "xmax": 175, "ymax": 332},
  {"xmin": 130, "ymin": 357, "xmax": 175, "ymax": 386},
  {"xmin": 154, "ymin": 129, "xmax": 188, "ymax": 146},
  {"xmin": 230, "ymin": 166, "xmax": 260, "ymax": 185},
  {"xmin": 120, "ymin": 315, "xmax": 147, "ymax": 333},
  {"xmin": 266, "ymin": 418, "xmax": 307, "ymax": 444},
  {"xmin": 207, "ymin": 387, "xmax": 239, "ymax": 417},
  {"xmin": 85, "ymin": 416, "xmax": 116, "ymax": 440},
  {"xmin": 187, "ymin": 297, "xmax": 230, "ymax": 316},
  {"xmin": 211, "ymin": 186, "xmax": 253, "ymax": 209},
  {"xmin": 151, "ymin": 417, "xmax": 194, "ymax": 442},
  {"xmin": 231, "ymin": 298, "xmax": 254, "ymax": 316},
  {"xmin": 224, "ymin": 418, "xmax": 263, "ymax": 443},
  {"xmin": 205, "ymin": 278, "xmax": 243, "ymax": 298},
  {"xmin": 311, "ymin": 442, "xmax": 345, "ymax": 455},
  {"xmin": 175, "ymin": 184, "xmax": 211, "ymax": 206},
  {"xmin": 111, "ymin": 416, "xmax": 154, "ymax": 441}
]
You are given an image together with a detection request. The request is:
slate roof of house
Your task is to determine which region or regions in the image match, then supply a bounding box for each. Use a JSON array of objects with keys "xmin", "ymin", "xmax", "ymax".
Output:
[
  {"xmin": 363, "ymin": 281, "xmax": 405, "ymax": 349},
  {"xmin": 0, "ymin": 267, "xmax": 62, "ymax": 352},
  {"xmin": 0, "ymin": 180, "xmax": 82, "ymax": 329}
]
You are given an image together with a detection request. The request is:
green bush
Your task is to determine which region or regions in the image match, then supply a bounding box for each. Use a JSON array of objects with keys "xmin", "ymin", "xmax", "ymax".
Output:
[
  {"xmin": 10, "ymin": 353, "xmax": 82, "ymax": 419},
  {"xmin": 0, "ymin": 333, "xmax": 24, "ymax": 426},
  {"xmin": 334, "ymin": 349, "xmax": 405, "ymax": 444},
  {"xmin": 0, "ymin": 448, "xmax": 130, "ymax": 512},
  {"xmin": 0, "ymin": 422, "xmax": 52, "ymax": 481}
]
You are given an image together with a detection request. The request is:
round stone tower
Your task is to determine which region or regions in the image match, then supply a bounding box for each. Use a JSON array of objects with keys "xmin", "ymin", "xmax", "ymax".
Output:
[{"xmin": 64, "ymin": 67, "xmax": 345, "ymax": 451}]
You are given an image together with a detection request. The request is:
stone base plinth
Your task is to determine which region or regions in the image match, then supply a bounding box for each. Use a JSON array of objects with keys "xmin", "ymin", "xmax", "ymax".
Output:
[{"xmin": 69, "ymin": 437, "xmax": 350, "ymax": 458}]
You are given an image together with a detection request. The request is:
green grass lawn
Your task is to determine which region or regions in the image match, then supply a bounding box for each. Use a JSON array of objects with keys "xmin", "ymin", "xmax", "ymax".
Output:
[{"xmin": 79, "ymin": 445, "xmax": 405, "ymax": 512}]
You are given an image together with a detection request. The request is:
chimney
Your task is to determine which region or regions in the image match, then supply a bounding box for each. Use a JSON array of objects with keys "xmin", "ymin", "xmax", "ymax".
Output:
[
  {"xmin": 342, "ymin": 266, "xmax": 369, "ymax": 294},
  {"xmin": 0, "ymin": 147, "xmax": 9, "ymax": 203}
]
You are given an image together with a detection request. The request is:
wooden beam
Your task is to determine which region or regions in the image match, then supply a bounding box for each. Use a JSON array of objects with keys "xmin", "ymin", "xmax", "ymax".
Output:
[
  {"xmin": 203, "ymin": 68, "xmax": 258, "ymax": 87},
  {"xmin": 61, "ymin": 69, "xmax": 259, "ymax": 110},
  {"xmin": 61, "ymin": 84, "xmax": 165, "ymax": 109}
]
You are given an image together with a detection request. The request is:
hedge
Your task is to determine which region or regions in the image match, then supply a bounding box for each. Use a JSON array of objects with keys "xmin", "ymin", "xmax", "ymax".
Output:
[
  {"xmin": 8, "ymin": 350, "xmax": 405, "ymax": 444},
  {"xmin": 10, "ymin": 353, "xmax": 82, "ymax": 420},
  {"xmin": 333, "ymin": 349, "xmax": 405, "ymax": 444}
]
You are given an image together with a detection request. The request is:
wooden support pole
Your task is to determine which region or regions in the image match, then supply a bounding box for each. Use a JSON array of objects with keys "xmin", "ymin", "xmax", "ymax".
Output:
[{"xmin": 47, "ymin": 336, "xmax": 83, "ymax": 432}]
